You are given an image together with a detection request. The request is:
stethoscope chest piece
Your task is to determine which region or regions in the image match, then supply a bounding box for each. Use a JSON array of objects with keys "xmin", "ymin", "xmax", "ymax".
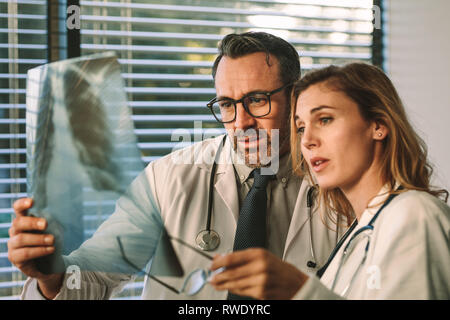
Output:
[{"xmin": 196, "ymin": 230, "xmax": 220, "ymax": 251}]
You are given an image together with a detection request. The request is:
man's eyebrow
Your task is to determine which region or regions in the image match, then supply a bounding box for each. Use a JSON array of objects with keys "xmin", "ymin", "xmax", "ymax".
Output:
[
  {"xmin": 216, "ymin": 89, "xmax": 272, "ymax": 101},
  {"xmin": 216, "ymin": 95, "xmax": 231, "ymax": 100}
]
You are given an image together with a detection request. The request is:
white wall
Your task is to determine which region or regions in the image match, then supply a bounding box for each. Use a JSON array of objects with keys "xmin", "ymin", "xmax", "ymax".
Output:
[{"xmin": 385, "ymin": 0, "xmax": 450, "ymax": 191}]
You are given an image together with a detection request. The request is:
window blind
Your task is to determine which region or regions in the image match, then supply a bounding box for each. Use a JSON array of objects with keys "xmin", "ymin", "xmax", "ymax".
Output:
[
  {"xmin": 0, "ymin": 0, "xmax": 47, "ymax": 299},
  {"xmin": 0, "ymin": 0, "xmax": 376, "ymax": 299},
  {"xmin": 80, "ymin": 0, "xmax": 373, "ymax": 166}
]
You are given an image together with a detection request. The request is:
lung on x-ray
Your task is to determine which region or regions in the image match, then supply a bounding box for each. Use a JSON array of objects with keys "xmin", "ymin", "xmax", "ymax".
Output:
[{"xmin": 25, "ymin": 52, "xmax": 144, "ymax": 274}]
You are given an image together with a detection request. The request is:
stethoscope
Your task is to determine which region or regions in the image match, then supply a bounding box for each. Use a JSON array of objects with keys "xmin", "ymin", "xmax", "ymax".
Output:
[
  {"xmin": 306, "ymin": 185, "xmax": 319, "ymax": 268},
  {"xmin": 195, "ymin": 135, "xmax": 321, "ymax": 271},
  {"xmin": 195, "ymin": 135, "xmax": 227, "ymax": 251},
  {"xmin": 316, "ymin": 187, "xmax": 402, "ymax": 280}
]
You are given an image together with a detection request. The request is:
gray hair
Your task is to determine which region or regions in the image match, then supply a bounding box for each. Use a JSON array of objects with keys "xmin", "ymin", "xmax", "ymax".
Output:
[{"xmin": 212, "ymin": 32, "xmax": 301, "ymax": 87}]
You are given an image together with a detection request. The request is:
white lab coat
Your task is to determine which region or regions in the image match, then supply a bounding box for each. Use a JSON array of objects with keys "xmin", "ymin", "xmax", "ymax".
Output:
[
  {"xmin": 293, "ymin": 187, "xmax": 450, "ymax": 299},
  {"xmin": 21, "ymin": 135, "xmax": 341, "ymax": 300}
]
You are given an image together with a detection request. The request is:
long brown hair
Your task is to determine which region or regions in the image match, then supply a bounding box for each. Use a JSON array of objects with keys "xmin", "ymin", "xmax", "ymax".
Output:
[{"xmin": 290, "ymin": 63, "xmax": 449, "ymax": 227}]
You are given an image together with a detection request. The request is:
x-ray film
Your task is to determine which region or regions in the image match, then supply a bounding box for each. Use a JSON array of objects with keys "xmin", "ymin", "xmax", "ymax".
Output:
[{"xmin": 25, "ymin": 52, "xmax": 145, "ymax": 274}]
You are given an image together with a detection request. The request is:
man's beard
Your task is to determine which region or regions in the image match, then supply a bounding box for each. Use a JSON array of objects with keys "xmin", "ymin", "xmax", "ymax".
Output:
[{"xmin": 229, "ymin": 128, "xmax": 288, "ymax": 168}]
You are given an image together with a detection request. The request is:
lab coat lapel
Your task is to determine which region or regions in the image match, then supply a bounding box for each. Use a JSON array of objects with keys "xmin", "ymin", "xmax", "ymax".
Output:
[
  {"xmin": 283, "ymin": 179, "xmax": 312, "ymax": 258},
  {"xmin": 215, "ymin": 165, "xmax": 239, "ymax": 225},
  {"xmin": 214, "ymin": 137, "xmax": 239, "ymax": 225}
]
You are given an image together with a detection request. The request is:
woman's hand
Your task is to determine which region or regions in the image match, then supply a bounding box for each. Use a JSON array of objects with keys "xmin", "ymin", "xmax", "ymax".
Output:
[{"xmin": 209, "ymin": 248, "xmax": 308, "ymax": 300}]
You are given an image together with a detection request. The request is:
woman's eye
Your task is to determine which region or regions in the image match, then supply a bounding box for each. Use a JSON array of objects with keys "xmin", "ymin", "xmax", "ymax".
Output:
[
  {"xmin": 319, "ymin": 117, "xmax": 332, "ymax": 125},
  {"xmin": 297, "ymin": 127, "xmax": 305, "ymax": 135}
]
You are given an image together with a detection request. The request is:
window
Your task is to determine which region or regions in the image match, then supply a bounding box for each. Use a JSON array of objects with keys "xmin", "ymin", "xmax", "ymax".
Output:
[
  {"xmin": 0, "ymin": 0, "xmax": 47, "ymax": 299},
  {"xmin": 0, "ymin": 0, "xmax": 378, "ymax": 299}
]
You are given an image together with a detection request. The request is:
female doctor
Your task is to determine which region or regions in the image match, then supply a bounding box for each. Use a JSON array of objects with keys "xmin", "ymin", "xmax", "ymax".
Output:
[{"xmin": 210, "ymin": 62, "xmax": 450, "ymax": 299}]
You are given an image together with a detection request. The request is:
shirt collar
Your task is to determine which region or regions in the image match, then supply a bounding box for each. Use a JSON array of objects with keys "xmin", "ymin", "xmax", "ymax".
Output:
[{"xmin": 232, "ymin": 152, "xmax": 294, "ymax": 187}]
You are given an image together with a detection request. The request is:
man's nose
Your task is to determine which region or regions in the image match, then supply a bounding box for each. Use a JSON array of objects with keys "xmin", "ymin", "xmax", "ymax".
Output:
[{"xmin": 234, "ymin": 102, "xmax": 256, "ymax": 130}]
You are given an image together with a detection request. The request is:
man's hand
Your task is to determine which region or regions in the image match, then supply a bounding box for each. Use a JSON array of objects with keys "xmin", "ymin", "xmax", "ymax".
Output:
[
  {"xmin": 209, "ymin": 248, "xmax": 308, "ymax": 300},
  {"xmin": 7, "ymin": 198, "xmax": 64, "ymax": 299}
]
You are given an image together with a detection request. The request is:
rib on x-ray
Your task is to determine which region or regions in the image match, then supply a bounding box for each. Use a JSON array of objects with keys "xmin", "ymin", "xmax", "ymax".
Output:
[{"xmin": 26, "ymin": 52, "xmax": 145, "ymax": 274}]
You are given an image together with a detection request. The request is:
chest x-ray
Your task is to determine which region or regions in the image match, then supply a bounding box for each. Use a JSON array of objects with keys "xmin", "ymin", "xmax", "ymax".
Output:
[{"xmin": 25, "ymin": 52, "xmax": 144, "ymax": 274}]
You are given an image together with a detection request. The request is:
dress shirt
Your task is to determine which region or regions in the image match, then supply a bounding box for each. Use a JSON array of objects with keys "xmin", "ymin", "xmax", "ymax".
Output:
[{"xmin": 233, "ymin": 152, "xmax": 302, "ymax": 258}]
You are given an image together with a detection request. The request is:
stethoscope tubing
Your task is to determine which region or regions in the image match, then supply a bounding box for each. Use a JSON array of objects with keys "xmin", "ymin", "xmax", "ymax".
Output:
[
  {"xmin": 205, "ymin": 135, "xmax": 227, "ymax": 232},
  {"xmin": 196, "ymin": 135, "xmax": 227, "ymax": 251},
  {"xmin": 307, "ymin": 186, "xmax": 318, "ymax": 268},
  {"xmin": 318, "ymin": 187, "xmax": 403, "ymax": 289}
]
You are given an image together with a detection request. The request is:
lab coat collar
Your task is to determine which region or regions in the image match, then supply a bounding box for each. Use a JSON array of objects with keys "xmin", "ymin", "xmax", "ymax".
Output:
[
  {"xmin": 186, "ymin": 135, "xmax": 239, "ymax": 224},
  {"xmin": 283, "ymin": 178, "xmax": 313, "ymax": 258},
  {"xmin": 193, "ymin": 134, "xmax": 233, "ymax": 174},
  {"xmin": 365, "ymin": 182, "xmax": 399, "ymax": 217},
  {"xmin": 356, "ymin": 182, "xmax": 400, "ymax": 229},
  {"xmin": 213, "ymin": 135, "xmax": 240, "ymax": 224}
]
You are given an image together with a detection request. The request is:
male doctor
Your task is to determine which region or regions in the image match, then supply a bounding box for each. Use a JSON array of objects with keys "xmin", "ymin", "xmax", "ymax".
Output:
[{"xmin": 8, "ymin": 32, "xmax": 341, "ymax": 300}]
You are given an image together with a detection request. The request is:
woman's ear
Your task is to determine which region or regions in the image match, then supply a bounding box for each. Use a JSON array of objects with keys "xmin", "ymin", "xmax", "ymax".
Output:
[{"xmin": 372, "ymin": 121, "xmax": 388, "ymax": 140}]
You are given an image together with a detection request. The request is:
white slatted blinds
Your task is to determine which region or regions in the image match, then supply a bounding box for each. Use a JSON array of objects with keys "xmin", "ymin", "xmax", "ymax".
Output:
[
  {"xmin": 0, "ymin": 0, "xmax": 47, "ymax": 299},
  {"xmin": 80, "ymin": 0, "xmax": 374, "ymax": 163},
  {"xmin": 0, "ymin": 0, "xmax": 375, "ymax": 299}
]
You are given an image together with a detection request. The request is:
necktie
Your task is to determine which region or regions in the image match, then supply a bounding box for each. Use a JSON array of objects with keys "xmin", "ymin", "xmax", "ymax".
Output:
[{"xmin": 228, "ymin": 168, "xmax": 274, "ymax": 300}]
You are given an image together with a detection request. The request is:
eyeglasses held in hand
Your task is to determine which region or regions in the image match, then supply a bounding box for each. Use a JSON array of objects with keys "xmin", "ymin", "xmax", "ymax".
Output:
[{"xmin": 116, "ymin": 234, "xmax": 224, "ymax": 296}]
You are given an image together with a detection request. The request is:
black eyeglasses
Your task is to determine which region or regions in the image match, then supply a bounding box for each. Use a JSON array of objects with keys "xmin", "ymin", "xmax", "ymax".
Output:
[
  {"xmin": 117, "ymin": 234, "xmax": 223, "ymax": 296},
  {"xmin": 206, "ymin": 83, "xmax": 291, "ymax": 123}
]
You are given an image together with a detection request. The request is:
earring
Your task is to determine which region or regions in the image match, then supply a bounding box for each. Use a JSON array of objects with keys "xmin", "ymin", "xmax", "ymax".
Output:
[{"xmin": 378, "ymin": 132, "xmax": 382, "ymax": 137}]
